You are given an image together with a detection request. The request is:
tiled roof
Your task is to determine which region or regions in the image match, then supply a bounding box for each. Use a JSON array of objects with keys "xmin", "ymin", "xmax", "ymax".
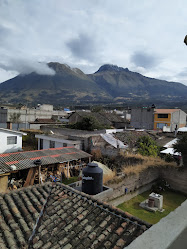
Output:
[
  {"xmin": 101, "ymin": 112, "xmax": 124, "ymax": 123},
  {"xmin": 0, "ymin": 147, "xmax": 91, "ymax": 175},
  {"xmin": 30, "ymin": 119, "xmax": 56, "ymax": 124},
  {"xmin": 74, "ymin": 111, "xmax": 112, "ymax": 126},
  {"xmin": 154, "ymin": 109, "xmax": 180, "ymax": 114},
  {"xmin": 0, "ymin": 183, "xmax": 150, "ymax": 249}
]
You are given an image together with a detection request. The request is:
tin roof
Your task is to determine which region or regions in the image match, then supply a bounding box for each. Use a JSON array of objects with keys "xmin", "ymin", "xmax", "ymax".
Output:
[{"xmin": 0, "ymin": 147, "xmax": 91, "ymax": 175}]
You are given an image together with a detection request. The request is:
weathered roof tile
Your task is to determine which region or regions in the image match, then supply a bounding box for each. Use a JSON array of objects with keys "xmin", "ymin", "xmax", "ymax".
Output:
[{"xmin": 0, "ymin": 182, "xmax": 151, "ymax": 248}]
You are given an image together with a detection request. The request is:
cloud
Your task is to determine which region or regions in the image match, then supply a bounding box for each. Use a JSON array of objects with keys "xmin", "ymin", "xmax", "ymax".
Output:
[
  {"xmin": 130, "ymin": 51, "xmax": 160, "ymax": 69},
  {"xmin": 176, "ymin": 68, "xmax": 187, "ymax": 77},
  {"xmin": 66, "ymin": 33, "xmax": 97, "ymax": 61},
  {"xmin": 0, "ymin": 58, "xmax": 55, "ymax": 76},
  {"xmin": 0, "ymin": 0, "xmax": 187, "ymax": 84}
]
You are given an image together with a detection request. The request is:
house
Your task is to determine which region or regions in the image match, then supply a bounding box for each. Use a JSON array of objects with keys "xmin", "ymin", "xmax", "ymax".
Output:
[
  {"xmin": 29, "ymin": 118, "xmax": 60, "ymax": 130},
  {"xmin": 0, "ymin": 147, "xmax": 91, "ymax": 193},
  {"xmin": 130, "ymin": 107, "xmax": 155, "ymax": 130},
  {"xmin": 39, "ymin": 126, "xmax": 127, "ymax": 156},
  {"xmin": 0, "ymin": 128, "xmax": 26, "ymax": 153},
  {"xmin": 0, "ymin": 182, "xmax": 150, "ymax": 248},
  {"xmin": 69, "ymin": 111, "xmax": 112, "ymax": 127},
  {"xmin": 69, "ymin": 111, "xmax": 126, "ymax": 128},
  {"xmin": 154, "ymin": 109, "xmax": 187, "ymax": 132},
  {"xmin": 35, "ymin": 133, "xmax": 82, "ymax": 150},
  {"xmin": 0, "ymin": 104, "xmax": 67, "ymax": 130}
]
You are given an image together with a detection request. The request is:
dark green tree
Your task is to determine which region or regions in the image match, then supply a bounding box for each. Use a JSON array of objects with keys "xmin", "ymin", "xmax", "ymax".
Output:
[
  {"xmin": 174, "ymin": 134, "xmax": 187, "ymax": 165},
  {"xmin": 72, "ymin": 116, "xmax": 104, "ymax": 131},
  {"xmin": 137, "ymin": 136, "xmax": 159, "ymax": 157}
]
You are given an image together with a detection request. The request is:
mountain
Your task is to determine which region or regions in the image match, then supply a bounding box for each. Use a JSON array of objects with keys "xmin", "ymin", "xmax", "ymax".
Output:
[
  {"xmin": 0, "ymin": 62, "xmax": 112, "ymax": 104},
  {"xmin": 88, "ymin": 64, "xmax": 187, "ymax": 103},
  {"xmin": 0, "ymin": 62, "xmax": 187, "ymax": 106}
]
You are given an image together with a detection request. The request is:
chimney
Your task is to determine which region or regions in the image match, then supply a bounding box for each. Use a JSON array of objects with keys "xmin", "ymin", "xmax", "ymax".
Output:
[{"xmin": 7, "ymin": 122, "xmax": 12, "ymax": 130}]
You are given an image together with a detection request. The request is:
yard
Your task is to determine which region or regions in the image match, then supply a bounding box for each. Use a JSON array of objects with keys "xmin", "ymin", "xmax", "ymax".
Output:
[
  {"xmin": 62, "ymin": 176, "xmax": 79, "ymax": 185},
  {"xmin": 117, "ymin": 190, "xmax": 186, "ymax": 224}
]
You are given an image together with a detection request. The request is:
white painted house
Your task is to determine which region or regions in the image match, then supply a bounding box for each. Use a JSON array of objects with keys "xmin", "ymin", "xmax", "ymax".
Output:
[
  {"xmin": 0, "ymin": 128, "xmax": 26, "ymax": 153},
  {"xmin": 35, "ymin": 134, "xmax": 82, "ymax": 150}
]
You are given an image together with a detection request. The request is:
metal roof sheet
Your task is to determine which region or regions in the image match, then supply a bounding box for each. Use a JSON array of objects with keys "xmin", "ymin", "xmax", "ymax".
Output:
[{"xmin": 0, "ymin": 147, "xmax": 91, "ymax": 174}]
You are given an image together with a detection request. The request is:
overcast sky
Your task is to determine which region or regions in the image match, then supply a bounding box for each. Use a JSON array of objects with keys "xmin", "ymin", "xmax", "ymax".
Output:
[{"xmin": 0, "ymin": 0, "xmax": 187, "ymax": 85}]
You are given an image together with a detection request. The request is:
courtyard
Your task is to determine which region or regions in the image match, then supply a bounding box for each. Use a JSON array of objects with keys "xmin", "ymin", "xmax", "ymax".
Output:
[{"xmin": 117, "ymin": 190, "xmax": 186, "ymax": 224}]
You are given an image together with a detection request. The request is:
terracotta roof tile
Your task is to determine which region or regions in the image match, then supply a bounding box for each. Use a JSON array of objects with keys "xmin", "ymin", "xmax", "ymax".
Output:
[{"xmin": 0, "ymin": 183, "xmax": 151, "ymax": 249}]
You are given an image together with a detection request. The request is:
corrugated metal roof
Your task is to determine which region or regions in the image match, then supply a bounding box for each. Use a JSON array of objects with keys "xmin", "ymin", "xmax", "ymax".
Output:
[{"xmin": 0, "ymin": 147, "xmax": 91, "ymax": 174}]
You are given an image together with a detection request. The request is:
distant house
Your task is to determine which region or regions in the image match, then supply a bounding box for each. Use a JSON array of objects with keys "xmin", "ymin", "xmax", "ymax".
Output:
[
  {"xmin": 69, "ymin": 111, "xmax": 126, "ymax": 128},
  {"xmin": 0, "ymin": 104, "xmax": 67, "ymax": 130},
  {"xmin": 0, "ymin": 128, "xmax": 26, "ymax": 153},
  {"xmin": 35, "ymin": 134, "xmax": 82, "ymax": 150},
  {"xmin": 154, "ymin": 109, "xmax": 187, "ymax": 132},
  {"xmin": 130, "ymin": 107, "xmax": 155, "ymax": 130},
  {"xmin": 29, "ymin": 118, "xmax": 60, "ymax": 130}
]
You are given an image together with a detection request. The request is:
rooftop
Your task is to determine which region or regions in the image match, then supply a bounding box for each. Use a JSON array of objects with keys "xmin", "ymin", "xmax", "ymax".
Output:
[
  {"xmin": 154, "ymin": 109, "xmax": 180, "ymax": 114},
  {"xmin": 0, "ymin": 182, "xmax": 150, "ymax": 249},
  {"xmin": 0, "ymin": 147, "xmax": 91, "ymax": 175},
  {"xmin": 0, "ymin": 128, "xmax": 27, "ymax": 135}
]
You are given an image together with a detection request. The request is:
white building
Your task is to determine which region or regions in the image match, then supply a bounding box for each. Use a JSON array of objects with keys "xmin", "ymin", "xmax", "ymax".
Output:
[
  {"xmin": 0, "ymin": 128, "xmax": 26, "ymax": 153},
  {"xmin": 0, "ymin": 104, "xmax": 67, "ymax": 124},
  {"xmin": 35, "ymin": 134, "xmax": 82, "ymax": 150}
]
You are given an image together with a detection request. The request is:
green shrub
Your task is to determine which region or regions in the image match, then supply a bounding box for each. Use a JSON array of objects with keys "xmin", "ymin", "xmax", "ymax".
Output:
[{"xmin": 137, "ymin": 136, "xmax": 159, "ymax": 157}]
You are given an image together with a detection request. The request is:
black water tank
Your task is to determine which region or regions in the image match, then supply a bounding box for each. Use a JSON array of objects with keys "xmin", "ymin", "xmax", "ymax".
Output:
[{"xmin": 82, "ymin": 163, "xmax": 103, "ymax": 195}]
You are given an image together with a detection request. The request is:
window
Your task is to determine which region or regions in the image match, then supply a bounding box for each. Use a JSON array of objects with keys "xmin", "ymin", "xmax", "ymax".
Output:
[
  {"xmin": 7, "ymin": 136, "xmax": 17, "ymax": 145},
  {"xmin": 63, "ymin": 143, "xmax": 67, "ymax": 147},
  {"xmin": 40, "ymin": 139, "xmax": 43, "ymax": 150},
  {"xmin": 157, "ymin": 123, "xmax": 166, "ymax": 129},
  {"xmin": 50, "ymin": 140, "xmax": 55, "ymax": 148},
  {"xmin": 158, "ymin": 114, "xmax": 168, "ymax": 118}
]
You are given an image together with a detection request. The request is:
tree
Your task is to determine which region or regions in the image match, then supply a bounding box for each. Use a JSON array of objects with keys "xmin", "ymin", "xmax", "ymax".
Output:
[
  {"xmin": 9, "ymin": 113, "xmax": 21, "ymax": 123},
  {"xmin": 173, "ymin": 134, "xmax": 187, "ymax": 165},
  {"xmin": 71, "ymin": 116, "xmax": 104, "ymax": 131},
  {"xmin": 137, "ymin": 136, "xmax": 159, "ymax": 157}
]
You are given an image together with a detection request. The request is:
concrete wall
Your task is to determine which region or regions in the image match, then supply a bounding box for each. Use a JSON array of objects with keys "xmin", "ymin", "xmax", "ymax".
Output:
[
  {"xmin": 37, "ymin": 136, "xmax": 81, "ymax": 150},
  {"xmin": 105, "ymin": 166, "xmax": 187, "ymax": 206},
  {"xmin": 106, "ymin": 168, "xmax": 160, "ymax": 204},
  {"xmin": 160, "ymin": 167, "xmax": 187, "ymax": 194},
  {"xmin": 0, "ymin": 109, "xmax": 7, "ymax": 123},
  {"xmin": 171, "ymin": 110, "xmax": 186, "ymax": 131},
  {"xmin": 0, "ymin": 131, "xmax": 23, "ymax": 153},
  {"xmin": 130, "ymin": 108, "xmax": 154, "ymax": 129},
  {"xmin": 0, "ymin": 108, "xmax": 66, "ymax": 123}
]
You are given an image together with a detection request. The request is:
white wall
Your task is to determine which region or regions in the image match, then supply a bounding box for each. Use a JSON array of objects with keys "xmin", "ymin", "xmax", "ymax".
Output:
[
  {"xmin": 37, "ymin": 136, "xmax": 81, "ymax": 150},
  {"xmin": 0, "ymin": 131, "xmax": 23, "ymax": 153}
]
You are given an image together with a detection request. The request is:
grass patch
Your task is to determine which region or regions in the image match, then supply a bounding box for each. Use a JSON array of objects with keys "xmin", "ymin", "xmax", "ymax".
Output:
[
  {"xmin": 62, "ymin": 176, "xmax": 78, "ymax": 185},
  {"xmin": 117, "ymin": 190, "xmax": 186, "ymax": 224}
]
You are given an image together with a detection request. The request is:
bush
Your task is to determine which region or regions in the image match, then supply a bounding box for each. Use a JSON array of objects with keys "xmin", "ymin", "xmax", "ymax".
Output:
[
  {"xmin": 174, "ymin": 134, "xmax": 187, "ymax": 155},
  {"xmin": 137, "ymin": 136, "xmax": 159, "ymax": 157},
  {"xmin": 70, "ymin": 116, "xmax": 106, "ymax": 131}
]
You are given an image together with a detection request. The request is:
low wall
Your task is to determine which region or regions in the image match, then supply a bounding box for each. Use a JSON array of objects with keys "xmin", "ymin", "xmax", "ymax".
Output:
[
  {"xmin": 106, "ymin": 168, "xmax": 160, "ymax": 203},
  {"xmin": 160, "ymin": 167, "xmax": 187, "ymax": 194},
  {"xmin": 105, "ymin": 166, "xmax": 187, "ymax": 206}
]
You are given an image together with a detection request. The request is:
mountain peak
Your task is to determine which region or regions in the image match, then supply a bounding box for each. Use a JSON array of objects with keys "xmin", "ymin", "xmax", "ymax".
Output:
[
  {"xmin": 48, "ymin": 62, "xmax": 84, "ymax": 75},
  {"xmin": 95, "ymin": 64, "xmax": 129, "ymax": 73}
]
